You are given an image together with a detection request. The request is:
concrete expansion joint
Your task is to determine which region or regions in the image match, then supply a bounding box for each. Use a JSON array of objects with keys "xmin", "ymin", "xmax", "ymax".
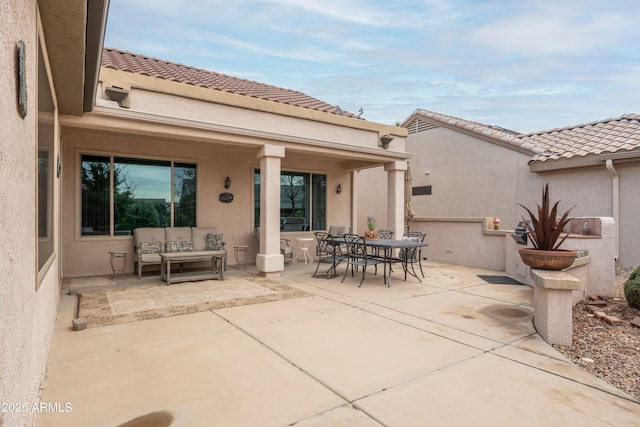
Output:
[{"xmin": 211, "ymin": 310, "xmax": 351, "ymax": 403}]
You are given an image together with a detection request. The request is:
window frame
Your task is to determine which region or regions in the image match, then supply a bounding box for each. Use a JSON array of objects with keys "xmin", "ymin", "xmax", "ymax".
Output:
[
  {"xmin": 253, "ymin": 167, "xmax": 327, "ymax": 232},
  {"xmin": 36, "ymin": 16, "xmax": 59, "ymax": 288},
  {"xmin": 77, "ymin": 151, "xmax": 198, "ymax": 238}
]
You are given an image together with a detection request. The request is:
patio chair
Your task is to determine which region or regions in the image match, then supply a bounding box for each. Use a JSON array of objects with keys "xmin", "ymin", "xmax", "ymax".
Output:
[
  {"xmin": 394, "ymin": 231, "xmax": 427, "ymax": 279},
  {"xmin": 341, "ymin": 234, "xmax": 386, "ymax": 287},
  {"xmin": 313, "ymin": 232, "xmax": 348, "ymax": 279},
  {"xmin": 254, "ymin": 227, "xmax": 293, "ymax": 263}
]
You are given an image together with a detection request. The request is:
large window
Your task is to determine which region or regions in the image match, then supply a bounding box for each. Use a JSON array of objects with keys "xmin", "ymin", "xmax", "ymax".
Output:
[
  {"xmin": 81, "ymin": 156, "xmax": 196, "ymax": 235},
  {"xmin": 254, "ymin": 169, "xmax": 326, "ymax": 231}
]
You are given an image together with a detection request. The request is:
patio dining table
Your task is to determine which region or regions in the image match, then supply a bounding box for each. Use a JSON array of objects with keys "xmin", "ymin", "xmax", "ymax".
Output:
[{"xmin": 327, "ymin": 237, "xmax": 427, "ymax": 287}]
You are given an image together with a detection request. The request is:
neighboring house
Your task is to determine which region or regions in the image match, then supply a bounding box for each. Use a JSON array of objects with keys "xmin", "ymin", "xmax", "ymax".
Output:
[
  {"xmin": 1, "ymin": 3, "xmax": 407, "ymax": 425},
  {"xmin": 359, "ymin": 108, "xmax": 640, "ymax": 269}
]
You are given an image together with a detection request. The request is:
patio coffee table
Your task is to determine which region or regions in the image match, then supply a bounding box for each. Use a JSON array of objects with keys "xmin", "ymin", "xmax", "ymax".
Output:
[{"xmin": 160, "ymin": 252, "xmax": 226, "ymax": 285}]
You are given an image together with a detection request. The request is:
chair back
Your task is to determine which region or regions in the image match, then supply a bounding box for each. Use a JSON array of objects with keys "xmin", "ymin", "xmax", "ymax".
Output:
[
  {"xmin": 344, "ymin": 233, "xmax": 367, "ymax": 258},
  {"xmin": 377, "ymin": 229, "xmax": 394, "ymax": 239},
  {"xmin": 314, "ymin": 231, "xmax": 330, "ymax": 255},
  {"xmin": 401, "ymin": 231, "xmax": 426, "ymax": 260}
]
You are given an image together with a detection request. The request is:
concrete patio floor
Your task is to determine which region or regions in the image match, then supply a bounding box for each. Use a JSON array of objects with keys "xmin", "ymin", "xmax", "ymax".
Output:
[{"xmin": 37, "ymin": 261, "xmax": 640, "ymax": 426}]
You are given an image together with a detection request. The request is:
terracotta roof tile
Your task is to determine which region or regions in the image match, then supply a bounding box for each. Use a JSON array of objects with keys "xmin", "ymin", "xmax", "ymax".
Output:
[
  {"xmin": 524, "ymin": 114, "xmax": 640, "ymax": 162},
  {"xmin": 404, "ymin": 109, "xmax": 640, "ymax": 162},
  {"xmin": 101, "ymin": 47, "xmax": 355, "ymax": 117}
]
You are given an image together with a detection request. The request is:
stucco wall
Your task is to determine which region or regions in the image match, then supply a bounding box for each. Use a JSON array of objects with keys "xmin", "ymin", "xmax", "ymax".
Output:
[
  {"xmin": 360, "ymin": 124, "xmax": 640, "ymax": 270},
  {"xmin": 62, "ymin": 129, "xmax": 354, "ymax": 277},
  {"xmin": 1, "ymin": 3, "xmax": 61, "ymax": 426},
  {"xmin": 532, "ymin": 164, "xmax": 639, "ymax": 268}
]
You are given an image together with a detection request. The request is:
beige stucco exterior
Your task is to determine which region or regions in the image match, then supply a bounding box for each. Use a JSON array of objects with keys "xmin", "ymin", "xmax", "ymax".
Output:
[
  {"xmin": 60, "ymin": 71, "xmax": 409, "ymax": 277},
  {"xmin": 2, "ymin": 2, "xmax": 411, "ymax": 423},
  {"xmin": 1, "ymin": 2, "xmax": 70, "ymax": 426},
  {"xmin": 359, "ymin": 113, "xmax": 640, "ymax": 270}
]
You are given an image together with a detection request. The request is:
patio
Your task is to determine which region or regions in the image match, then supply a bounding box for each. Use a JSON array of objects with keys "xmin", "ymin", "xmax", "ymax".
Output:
[{"xmin": 37, "ymin": 262, "xmax": 639, "ymax": 426}]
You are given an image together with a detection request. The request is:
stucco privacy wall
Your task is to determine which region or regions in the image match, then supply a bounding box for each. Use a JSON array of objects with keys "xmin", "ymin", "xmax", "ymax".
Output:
[
  {"xmin": 62, "ymin": 130, "xmax": 354, "ymax": 277},
  {"xmin": 357, "ymin": 124, "xmax": 540, "ymax": 234},
  {"xmin": 532, "ymin": 165, "xmax": 639, "ymax": 268},
  {"xmin": 1, "ymin": 2, "xmax": 61, "ymax": 426}
]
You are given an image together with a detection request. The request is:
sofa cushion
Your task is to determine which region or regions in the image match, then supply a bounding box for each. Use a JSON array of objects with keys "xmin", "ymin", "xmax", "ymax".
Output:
[
  {"xmin": 134, "ymin": 228, "xmax": 166, "ymax": 246},
  {"xmin": 192, "ymin": 227, "xmax": 218, "ymax": 251},
  {"xmin": 138, "ymin": 241, "xmax": 164, "ymax": 254},
  {"xmin": 165, "ymin": 240, "xmax": 194, "ymax": 252},
  {"xmin": 139, "ymin": 252, "xmax": 162, "ymax": 263},
  {"xmin": 205, "ymin": 233, "xmax": 224, "ymax": 250},
  {"xmin": 165, "ymin": 227, "xmax": 192, "ymax": 242}
]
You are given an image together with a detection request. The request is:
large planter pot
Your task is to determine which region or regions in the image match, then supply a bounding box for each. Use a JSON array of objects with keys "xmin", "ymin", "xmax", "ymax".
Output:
[
  {"xmin": 518, "ymin": 248, "xmax": 577, "ymax": 271},
  {"xmin": 364, "ymin": 230, "xmax": 378, "ymax": 240}
]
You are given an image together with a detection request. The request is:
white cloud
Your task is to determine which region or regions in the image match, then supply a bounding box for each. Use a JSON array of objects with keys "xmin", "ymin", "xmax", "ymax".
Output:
[{"xmin": 104, "ymin": 0, "xmax": 640, "ymax": 132}]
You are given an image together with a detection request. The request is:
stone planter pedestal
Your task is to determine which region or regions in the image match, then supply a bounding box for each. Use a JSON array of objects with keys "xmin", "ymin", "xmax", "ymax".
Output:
[{"xmin": 530, "ymin": 269, "xmax": 580, "ymax": 346}]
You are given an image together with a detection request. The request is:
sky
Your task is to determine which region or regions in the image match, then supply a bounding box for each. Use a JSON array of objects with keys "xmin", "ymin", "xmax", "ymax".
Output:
[{"xmin": 104, "ymin": 0, "xmax": 640, "ymax": 133}]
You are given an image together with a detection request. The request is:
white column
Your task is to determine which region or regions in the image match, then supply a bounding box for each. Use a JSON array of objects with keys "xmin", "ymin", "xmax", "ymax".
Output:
[
  {"xmin": 256, "ymin": 144, "xmax": 285, "ymax": 276},
  {"xmin": 351, "ymin": 170, "xmax": 358, "ymax": 234},
  {"xmin": 384, "ymin": 161, "xmax": 407, "ymax": 238}
]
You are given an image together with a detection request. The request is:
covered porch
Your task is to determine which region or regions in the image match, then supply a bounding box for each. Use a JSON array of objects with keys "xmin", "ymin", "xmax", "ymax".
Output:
[{"xmin": 60, "ymin": 50, "xmax": 409, "ymax": 279}]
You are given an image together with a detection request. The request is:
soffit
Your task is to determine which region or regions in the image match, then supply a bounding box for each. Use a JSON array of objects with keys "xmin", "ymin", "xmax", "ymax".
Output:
[{"xmin": 38, "ymin": 0, "xmax": 108, "ymax": 115}]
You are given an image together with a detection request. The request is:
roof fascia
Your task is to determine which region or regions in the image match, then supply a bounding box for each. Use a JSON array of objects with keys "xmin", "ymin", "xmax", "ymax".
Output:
[
  {"xmin": 528, "ymin": 155, "xmax": 603, "ymax": 173},
  {"xmin": 83, "ymin": 0, "xmax": 110, "ymax": 113}
]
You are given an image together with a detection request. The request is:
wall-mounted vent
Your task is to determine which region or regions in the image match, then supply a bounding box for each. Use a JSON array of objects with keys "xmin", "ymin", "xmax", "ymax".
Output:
[
  {"xmin": 412, "ymin": 186, "xmax": 432, "ymax": 196},
  {"xmin": 405, "ymin": 118, "xmax": 438, "ymax": 134}
]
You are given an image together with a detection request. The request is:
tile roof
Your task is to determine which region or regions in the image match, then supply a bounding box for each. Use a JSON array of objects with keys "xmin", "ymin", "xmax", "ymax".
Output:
[
  {"xmin": 404, "ymin": 109, "xmax": 545, "ymax": 154},
  {"xmin": 523, "ymin": 114, "xmax": 640, "ymax": 162},
  {"xmin": 404, "ymin": 109, "xmax": 640, "ymax": 162},
  {"xmin": 101, "ymin": 47, "xmax": 355, "ymax": 117}
]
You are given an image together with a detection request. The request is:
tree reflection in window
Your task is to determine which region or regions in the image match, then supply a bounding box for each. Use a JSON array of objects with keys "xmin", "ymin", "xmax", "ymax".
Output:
[{"xmin": 81, "ymin": 155, "xmax": 196, "ymax": 235}]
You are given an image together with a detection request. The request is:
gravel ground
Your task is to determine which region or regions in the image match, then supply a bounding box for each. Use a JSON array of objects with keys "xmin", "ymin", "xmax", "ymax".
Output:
[{"xmin": 552, "ymin": 266, "xmax": 640, "ymax": 401}]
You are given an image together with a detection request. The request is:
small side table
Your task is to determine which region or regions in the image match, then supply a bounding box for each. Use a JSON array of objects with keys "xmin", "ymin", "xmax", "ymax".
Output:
[
  {"xmin": 294, "ymin": 237, "xmax": 314, "ymax": 264},
  {"xmin": 234, "ymin": 245, "xmax": 249, "ymax": 268},
  {"xmin": 109, "ymin": 251, "xmax": 128, "ymax": 280}
]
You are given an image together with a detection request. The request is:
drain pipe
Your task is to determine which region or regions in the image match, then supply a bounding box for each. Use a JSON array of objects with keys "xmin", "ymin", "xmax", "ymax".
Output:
[{"xmin": 605, "ymin": 159, "xmax": 619, "ymax": 260}]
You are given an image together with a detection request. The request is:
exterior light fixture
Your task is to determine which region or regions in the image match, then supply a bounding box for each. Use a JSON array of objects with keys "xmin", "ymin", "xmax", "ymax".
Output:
[
  {"xmin": 105, "ymin": 86, "xmax": 129, "ymax": 105},
  {"xmin": 224, "ymin": 176, "xmax": 231, "ymax": 189},
  {"xmin": 336, "ymin": 184, "xmax": 342, "ymax": 194},
  {"xmin": 380, "ymin": 135, "xmax": 394, "ymax": 149}
]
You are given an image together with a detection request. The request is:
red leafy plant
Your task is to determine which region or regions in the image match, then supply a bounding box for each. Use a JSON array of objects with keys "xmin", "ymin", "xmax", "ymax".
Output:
[{"xmin": 519, "ymin": 183, "xmax": 575, "ymax": 250}]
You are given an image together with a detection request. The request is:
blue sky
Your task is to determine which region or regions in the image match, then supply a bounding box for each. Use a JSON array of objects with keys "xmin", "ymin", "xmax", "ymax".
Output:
[{"xmin": 104, "ymin": 0, "xmax": 640, "ymax": 133}]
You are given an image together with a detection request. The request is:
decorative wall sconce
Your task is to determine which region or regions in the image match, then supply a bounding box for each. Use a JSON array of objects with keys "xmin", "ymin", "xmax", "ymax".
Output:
[
  {"xmin": 105, "ymin": 86, "xmax": 129, "ymax": 106},
  {"xmin": 224, "ymin": 176, "xmax": 231, "ymax": 189},
  {"xmin": 380, "ymin": 135, "xmax": 394, "ymax": 149},
  {"xmin": 336, "ymin": 184, "xmax": 342, "ymax": 194}
]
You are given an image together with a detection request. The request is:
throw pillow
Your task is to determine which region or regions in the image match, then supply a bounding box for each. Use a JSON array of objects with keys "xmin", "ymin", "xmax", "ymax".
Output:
[
  {"xmin": 205, "ymin": 233, "xmax": 224, "ymax": 250},
  {"xmin": 165, "ymin": 240, "xmax": 193, "ymax": 252},
  {"xmin": 138, "ymin": 241, "xmax": 164, "ymax": 254}
]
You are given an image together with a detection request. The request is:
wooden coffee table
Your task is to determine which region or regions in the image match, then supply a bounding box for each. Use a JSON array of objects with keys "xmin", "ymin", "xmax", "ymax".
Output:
[{"xmin": 160, "ymin": 252, "xmax": 226, "ymax": 285}]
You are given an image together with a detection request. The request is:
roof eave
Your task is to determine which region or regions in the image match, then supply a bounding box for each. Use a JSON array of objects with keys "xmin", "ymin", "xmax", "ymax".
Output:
[
  {"xmin": 529, "ymin": 155, "xmax": 604, "ymax": 173},
  {"xmin": 39, "ymin": 0, "xmax": 109, "ymax": 116}
]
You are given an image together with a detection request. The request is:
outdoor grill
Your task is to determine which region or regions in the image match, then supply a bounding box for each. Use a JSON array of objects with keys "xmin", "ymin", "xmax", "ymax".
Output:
[{"xmin": 511, "ymin": 221, "xmax": 529, "ymax": 245}]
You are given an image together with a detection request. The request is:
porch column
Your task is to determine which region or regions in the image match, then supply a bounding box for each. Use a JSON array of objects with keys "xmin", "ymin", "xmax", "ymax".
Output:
[
  {"xmin": 385, "ymin": 161, "xmax": 407, "ymax": 238},
  {"xmin": 256, "ymin": 144, "xmax": 285, "ymax": 276}
]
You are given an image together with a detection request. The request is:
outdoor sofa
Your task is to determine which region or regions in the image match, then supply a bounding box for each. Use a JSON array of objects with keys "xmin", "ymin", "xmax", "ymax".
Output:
[{"xmin": 133, "ymin": 227, "xmax": 226, "ymax": 278}]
